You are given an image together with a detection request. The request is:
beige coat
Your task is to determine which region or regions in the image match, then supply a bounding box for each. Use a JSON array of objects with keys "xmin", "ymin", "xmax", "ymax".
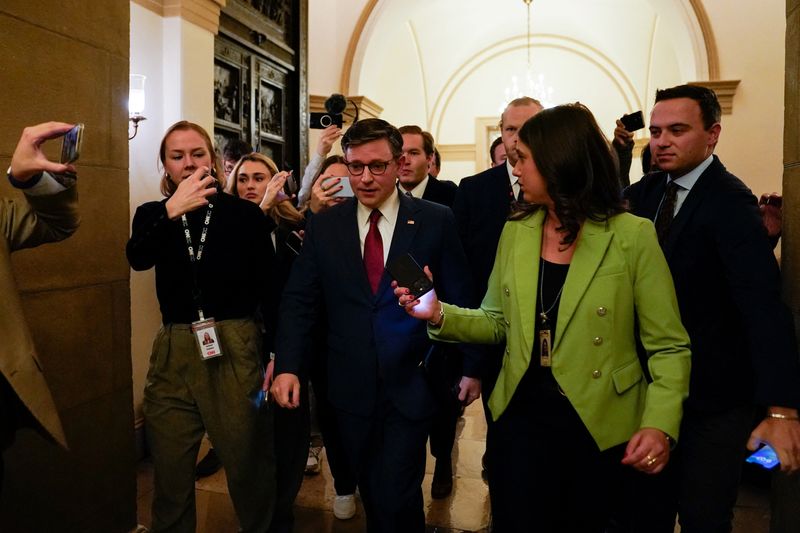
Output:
[{"xmin": 0, "ymin": 182, "xmax": 79, "ymax": 448}]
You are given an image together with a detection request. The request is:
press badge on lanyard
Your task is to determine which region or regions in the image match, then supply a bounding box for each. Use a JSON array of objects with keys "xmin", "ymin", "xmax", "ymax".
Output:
[
  {"xmin": 193, "ymin": 318, "xmax": 222, "ymax": 360},
  {"xmin": 181, "ymin": 202, "xmax": 223, "ymax": 360}
]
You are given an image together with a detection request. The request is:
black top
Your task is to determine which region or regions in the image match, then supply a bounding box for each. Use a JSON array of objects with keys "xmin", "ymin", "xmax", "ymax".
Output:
[
  {"xmin": 127, "ymin": 192, "xmax": 278, "ymax": 336},
  {"xmin": 528, "ymin": 258, "xmax": 570, "ymax": 385}
]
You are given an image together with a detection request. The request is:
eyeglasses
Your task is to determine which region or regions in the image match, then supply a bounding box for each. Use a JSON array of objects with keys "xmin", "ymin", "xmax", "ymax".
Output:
[{"xmin": 344, "ymin": 160, "xmax": 394, "ymax": 176}]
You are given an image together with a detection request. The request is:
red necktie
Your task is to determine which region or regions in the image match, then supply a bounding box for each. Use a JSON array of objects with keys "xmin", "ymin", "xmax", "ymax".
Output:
[{"xmin": 364, "ymin": 209, "xmax": 384, "ymax": 294}]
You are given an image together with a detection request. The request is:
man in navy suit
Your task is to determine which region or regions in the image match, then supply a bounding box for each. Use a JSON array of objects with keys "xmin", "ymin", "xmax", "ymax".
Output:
[
  {"xmin": 272, "ymin": 118, "xmax": 471, "ymax": 532},
  {"xmin": 624, "ymin": 84, "xmax": 800, "ymax": 532},
  {"xmin": 398, "ymin": 124, "xmax": 481, "ymax": 498},
  {"xmin": 451, "ymin": 96, "xmax": 542, "ymax": 477},
  {"xmin": 397, "ymin": 125, "xmax": 457, "ymax": 206}
]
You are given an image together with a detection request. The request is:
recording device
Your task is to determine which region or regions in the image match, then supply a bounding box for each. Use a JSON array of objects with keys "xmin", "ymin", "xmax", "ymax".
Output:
[
  {"xmin": 620, "ymin": 111, "xmax": 645, "ymax": 132},
  {"xmin": 386, "ymin": 253, "xmax": 433, "ymax": 299},
  {"xmin": 309, "ymin": 112, "xmax": 343, "ymax": 129},
  {"xmin": 60, "ymin": 123, "xmax": 84, "ymax": 164},
  {"xmin": 331, "ymin": 177, "xmax": 354, "ymax": 198},
  {"xmin": 746, "ymin": 444, "xmax": 780, "ymax": 470},
  {"xmin": 309, "ymin": 93, "xmax": 347, "ymax": 129}
]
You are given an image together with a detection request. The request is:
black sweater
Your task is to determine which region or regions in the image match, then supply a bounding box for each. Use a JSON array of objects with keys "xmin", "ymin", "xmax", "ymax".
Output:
[{"xmin": 127, "ymin": 192, "xmax": 278, "ymax": 349}]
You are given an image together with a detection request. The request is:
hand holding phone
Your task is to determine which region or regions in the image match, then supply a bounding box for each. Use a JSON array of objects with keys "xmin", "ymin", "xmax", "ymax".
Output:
[
  {"xmin": 620, "ymin": 111, "xmax": 645, "ymax": 132},
  {"xmin": 60, "ymin": 123, "xmax": 84, "ymax": 164},
  {"xmin": 746, "ymin": 444, "xmax": 780, "ymax": 470},
  {"xmin": 387, "ymin": 253, "xmax": 433, "ymax": 299},
  {"xmin": 331, "ymin": 177, "xmax": 354, "ymax": 198},
  {"xmin": 10, "ymin": 122, "xmax": 78, "ymax": 181}
]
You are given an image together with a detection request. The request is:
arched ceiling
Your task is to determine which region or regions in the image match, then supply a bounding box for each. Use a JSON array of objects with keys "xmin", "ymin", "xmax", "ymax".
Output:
[{"xmin": 347, "ymin": 0, "xmax": 713, "ymax": 143}]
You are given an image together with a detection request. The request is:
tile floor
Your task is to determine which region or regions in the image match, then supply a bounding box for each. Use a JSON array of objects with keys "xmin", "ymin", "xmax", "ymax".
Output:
[{"xmin": 135, "ymin": 400, "xmax": 771, "ymax": 532}]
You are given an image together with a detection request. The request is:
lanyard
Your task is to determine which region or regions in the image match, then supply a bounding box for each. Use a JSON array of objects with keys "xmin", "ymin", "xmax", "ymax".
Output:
[
  {"xmin": 181, "ymin": 202, "xmax": 214, "ymax": 262},
  {"xmin": 180, "ymin": 202, "xmax": 214, "ymax": 319}
]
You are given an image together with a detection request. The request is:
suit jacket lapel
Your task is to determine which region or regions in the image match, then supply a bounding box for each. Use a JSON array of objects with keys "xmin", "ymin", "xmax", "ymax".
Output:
[
  {"xmin": 514, "ymin": 210, "xmax": 544, "ymax": 361},
  {"xmin": 555, "ymin": 218, "xmax": 613, "ymax": 349},
  {"xmin": 661, "ymin": 157, "xmax": 719, "ymax": 259},
  {"xmin": 337, "ymin": 199, "xmax": 374, "ymax": 300},
  {"xmin": 378, "ymin": 193, "xmax": 419, "ymax": 298}
]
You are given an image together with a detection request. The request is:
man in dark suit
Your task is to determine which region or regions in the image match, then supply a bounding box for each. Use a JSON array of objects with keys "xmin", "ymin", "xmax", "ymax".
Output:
[
  {"xmin": 397, "ymin": 124, "xmax": 481, "ymax": 498},
  {"xmin": 271, "ymin": 118, "xmax": 471, "ymax": 532},
  {"xmin": 451, "ymin": 96, "xmax": 542, "ymax": 476},
  {"xmin": 624, "ymin": 84, "xmax": 800, "ymax": 532},
  {"xmin": 397, "ymin": 125, "xmax": 457, "ymax": 205}
]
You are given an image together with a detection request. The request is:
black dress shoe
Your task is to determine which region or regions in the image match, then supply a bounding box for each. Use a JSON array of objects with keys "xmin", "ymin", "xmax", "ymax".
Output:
[
  {"xmin": 196, "ymin": 448, "xmax": 222, "ymax": 478},
  {"xmin": 431, "ymin": 459, "xmax": 453, "ymax": 499}
]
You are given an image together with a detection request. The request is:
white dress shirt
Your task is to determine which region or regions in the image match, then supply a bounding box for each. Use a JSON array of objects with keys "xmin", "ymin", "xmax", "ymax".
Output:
[
  {"xmin": 667, "ymin": 155, "xmax": 714, "ymax": 216},
  {"xmin": 356, "ymin": 188, "xmax": 400, "ymax": 265}
]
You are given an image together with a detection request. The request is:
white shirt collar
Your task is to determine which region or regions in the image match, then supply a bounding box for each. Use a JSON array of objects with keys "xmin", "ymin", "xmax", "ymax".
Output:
[
  {"xmin": 356, "ymin": 187, "xmax": 401, "ymax": 228},
  {"xmin": 405, "ymin": 175, "xmax": 430, "ymax": 199},
  {"xmin": 505, "ymin": 159, "xmax": 515, "ymax": 186},
  {"xmin": 669, "ymin": 155, "xmax": 714, "ymax": 191}
]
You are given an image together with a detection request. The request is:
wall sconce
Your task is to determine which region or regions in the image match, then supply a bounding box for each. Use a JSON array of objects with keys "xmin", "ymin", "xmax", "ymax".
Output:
[{"xmin": 129, "ymin": 74, "xmax": 147, "ymax": 140}]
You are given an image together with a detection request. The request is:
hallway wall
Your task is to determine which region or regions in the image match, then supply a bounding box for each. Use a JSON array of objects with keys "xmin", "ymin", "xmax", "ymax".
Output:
[{"xmin": 0, "ymin": 2, "xmax": 137, "ymax": 531}]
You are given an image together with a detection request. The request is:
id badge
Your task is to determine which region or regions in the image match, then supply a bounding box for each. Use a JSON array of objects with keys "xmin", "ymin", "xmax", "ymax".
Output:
[
  {"xmin": 192, "ymin": 318, "xmax": 223, "ymax": 360},
  {"xmin": 539, "ymin": 328, "xmax": 552, "ymax": 367}
]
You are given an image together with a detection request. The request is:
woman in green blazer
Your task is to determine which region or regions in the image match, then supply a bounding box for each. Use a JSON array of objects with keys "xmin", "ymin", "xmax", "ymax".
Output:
[{"xmin": 395, "ymin": 104, "xmax": 691, "ymax": 532}]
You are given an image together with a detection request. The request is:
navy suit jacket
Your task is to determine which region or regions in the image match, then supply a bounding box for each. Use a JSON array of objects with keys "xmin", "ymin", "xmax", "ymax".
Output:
[
  {"xmin": 421, "ymin": 175, "xmax": 457, "ymax": 208},
  {"xmin": 452, "ymin": 164, "xmax": 513, "ymax": 303},
  {"xmin": 275, "ymin": 192, "xmax": 472, "ymax": 420},
  {"xmin": 626, "ymin": 156, "xmax": 800, "ymax": 412},
  {"xmin": 451, "ymin": 164, "xmax": 513, "ymax": 377}
]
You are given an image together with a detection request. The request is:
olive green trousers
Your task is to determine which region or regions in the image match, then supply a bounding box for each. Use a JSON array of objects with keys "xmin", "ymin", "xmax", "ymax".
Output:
[{"xmin": 144, "ymin": 319, "xmax": 274, "ymax": 533}]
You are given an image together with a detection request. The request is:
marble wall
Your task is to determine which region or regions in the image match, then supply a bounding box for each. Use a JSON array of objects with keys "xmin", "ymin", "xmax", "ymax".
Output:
[{"xmin": 0, "ymin": 1, "xmax": 136, "ymax": 531}]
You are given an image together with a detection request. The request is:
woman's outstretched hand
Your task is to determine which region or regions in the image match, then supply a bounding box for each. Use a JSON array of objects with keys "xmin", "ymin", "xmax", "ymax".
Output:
[
  {"xmin": 391, "ymin": 266, "xmax": 443, "ymax": 324},
  {"xmin": 259, "ymin": 170, "xmax": 291, "ymax": 212}
]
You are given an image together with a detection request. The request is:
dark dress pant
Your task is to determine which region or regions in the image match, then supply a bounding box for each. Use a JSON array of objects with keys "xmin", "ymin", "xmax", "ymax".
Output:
[
  {"xmin": 617, "ymin": 404, "xmax": 755, "ymax": 533},
  {"xmin": 336, "ymin": 388, "xmax": 432, "ymax": 533},
  {"xmin": 310, "ymin": 358, "xmax": 358, "ymax": 496},
  {"xmin": 269, "ymin": 383, "xmax": 310, "ymax": 533}
]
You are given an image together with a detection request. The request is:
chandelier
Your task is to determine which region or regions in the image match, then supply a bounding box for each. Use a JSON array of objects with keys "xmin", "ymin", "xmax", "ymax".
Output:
[{"xmin": 498, "ymin": 0, "xmax": 555, "ymax": 112}]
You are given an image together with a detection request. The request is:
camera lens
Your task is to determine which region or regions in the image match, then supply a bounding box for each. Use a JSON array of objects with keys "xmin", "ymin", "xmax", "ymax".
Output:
[{"xmin": 320, "ymin": 114, "xmax": 332, "ymax": 128}]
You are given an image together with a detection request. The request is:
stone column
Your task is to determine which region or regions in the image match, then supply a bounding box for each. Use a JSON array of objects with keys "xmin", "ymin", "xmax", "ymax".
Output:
[{"xmin": 772, "ymin": 2, "xmax": 800, "ymax": 532}]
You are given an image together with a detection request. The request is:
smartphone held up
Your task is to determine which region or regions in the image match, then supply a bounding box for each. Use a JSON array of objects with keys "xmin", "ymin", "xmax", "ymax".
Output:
[{"xmin": 60, "ymin": 123, "xmax": 84, "ymax": 164}]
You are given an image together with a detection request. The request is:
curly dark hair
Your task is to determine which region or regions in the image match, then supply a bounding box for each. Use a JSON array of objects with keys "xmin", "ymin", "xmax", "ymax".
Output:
[{"xmin": 511, "ymin": 103, "xmax": 625, "ymax": 246}]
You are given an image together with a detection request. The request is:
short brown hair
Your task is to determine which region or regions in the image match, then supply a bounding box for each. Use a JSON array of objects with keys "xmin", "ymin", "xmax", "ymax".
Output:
[
  {"xmin": 341, "ymin": 118, "xmax": 403, "ymax": 159},
  {"xmin": 500, "ymin": 97, "xmax": 543, "ymax": 127},
  {"xmin": 158, "ymin": 121, "xmax": 224, "ymax": 197},
  {"xmin": 398, "ymin": 125, "xmax": 435, "ymax": 157}
]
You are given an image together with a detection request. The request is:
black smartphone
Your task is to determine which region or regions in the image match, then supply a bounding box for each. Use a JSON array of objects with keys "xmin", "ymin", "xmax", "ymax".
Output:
[
  {"xmin": 309, "ymin": 112, "xmax": 343, "ymax": 129},
  {"xmin": 620, "ymin": 111, "xmax": 645, "ymax": 132},
  {"xmin": 285, "ymin": 230, "xmax": 303, "ymax": 256},
  {"xmin": 386, "ymin": 253, "xmax": 433, "ymax": 299},
  {"xmin": 746, "ymin": 444, "xmax": 780, "ymax": 470},
  {"xmin": 60, "ymin": 123, "xmax": 84, "ymax": 163}
]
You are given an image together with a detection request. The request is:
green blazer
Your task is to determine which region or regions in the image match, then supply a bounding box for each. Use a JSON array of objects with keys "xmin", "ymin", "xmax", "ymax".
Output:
[{"xmin": 431, "ymin": 209, "xmax": 691, "ymax": 450}]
